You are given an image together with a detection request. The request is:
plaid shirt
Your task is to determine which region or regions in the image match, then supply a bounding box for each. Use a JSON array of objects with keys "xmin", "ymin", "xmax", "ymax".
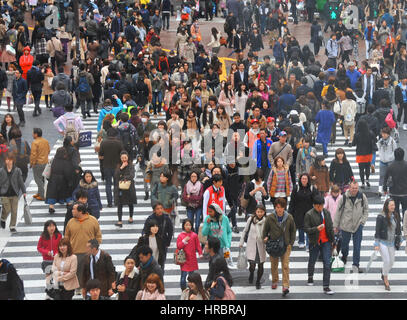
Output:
[{"xmin": 35, "ymin": 38, "xmax": 47, "ymax": 56}]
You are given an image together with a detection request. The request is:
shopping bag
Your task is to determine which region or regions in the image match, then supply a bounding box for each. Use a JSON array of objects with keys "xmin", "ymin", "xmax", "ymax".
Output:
[
  {"xmin": 237, "ymin": 248, "xmax": 248, "ymax": 270},
  {"xmin": 330, "ymin": 255, "xmax": 344, "ymax": 273},
  {"xmin": 365, "ymin": 250, "xmax": 379, "ymax": 273},
  {"xmin": 23, "ymin": 196, "xmax": 32, "ymax": 225},
  {"xmin": 42, "ymin": 158, "xmax": 53, "ymax": 180}
]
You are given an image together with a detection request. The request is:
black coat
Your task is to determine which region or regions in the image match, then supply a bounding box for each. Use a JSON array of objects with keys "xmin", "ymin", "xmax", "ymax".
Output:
[
  {"xmin": 224, "ymin": 165, "xmax": 243, "ymax": 204},
  {"xmin": 26, "ymin": 66, "xmax": 44, "ymax": 92},
  {"xmin": 233, "ymin": 70, "xmax": 249, "ymax": 89},
  {"xmin": 288, "ymin": 184, "xmax": 318, "ymax": 229},
  {"xmin": 244, "ymin": 180, "xmax": 268, "ymax": 215},
  {"xmin": 0, "ymin": 69, "xmax": 7, "ymax": 90},
  {"xmin": 352, "ymin": 130, "xmax": 376, "ymax": 156},
  {"xmin": 114, "ymin": 164, "xmax": 137, "ymax": 205},
  {"xmin": 114, "ymin": 270, "xmax": 139, "ymax": 300},
  {"xmin": 46, "ymin": 157, "xmax": 75, "ymax": 201},
  {"xmin": 143, "ymin": 213, "xmax": 173, "ymax": 248},
  {"xmin": 130, "ymin": 234, "xmax": 165, "ymax": 268},
  {"xmin": 375, "ymin": 212, "xmax": 401, "ymax": 242},
  {"xmin": 249, "ymin": 33, "xmax": 264, "ymax": 52},
  {"xmin": 233, "ymin": 34, "xmax": 247, "ymax": 52}
]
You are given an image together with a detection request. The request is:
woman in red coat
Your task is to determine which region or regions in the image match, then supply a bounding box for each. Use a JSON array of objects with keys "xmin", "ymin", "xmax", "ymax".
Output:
[
  {"xmin": 37, "ymin": 220, "xmax": 62, "ymax": 276},
  {"xmin": 176, "ymin": 219, "xmax": 203, "ymax": 290},
  {"xmin": 19, "ymin": 46, "xmax": 33, "ymax": 80}
]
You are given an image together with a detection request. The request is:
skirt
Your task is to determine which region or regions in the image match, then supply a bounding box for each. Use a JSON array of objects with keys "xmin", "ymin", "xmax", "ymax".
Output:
[{"xmin": 356, "ymin": 154, "xmax": 372, "ymax": 164}]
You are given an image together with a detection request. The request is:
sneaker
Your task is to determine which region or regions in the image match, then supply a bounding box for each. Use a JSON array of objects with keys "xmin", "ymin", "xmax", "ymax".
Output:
[
  {"xmin": 361, "ymin": 183, "xmax": 365, "ymax": 189},
  {"xmin": 366, "ymin": 180, "xmax": 370, "ymax": 188},
  {"xmin": 282, "ymin": 288, "xmax": 289, "ymax": 296},
  {"xmin": 232, "ymin": 226, "xmax": 239, "ymax": 233},
  {"xmin": 323, "ymin": 287, "xmax": 335, "ymax": 295},
  {"xmin": 403, "ymin": 124, "xmax": 407, "ymax": 131},
  {"xmin": 107, "ymin": 203, "xmax": 113, "ymax": 208},
  {"xmin": 344, "ymin": 139, "xmax": 348, "ymax": 146},
  {"xmin": 352, "ymin": 265, "xmax": 363, "ymax": 273},
  {"xmin": 115, "ymin": 222, "xmax": 123, "ymax": 228},
  {"xmin": 307, "ymin": 277, "xmax": 314, "ymax": 286},
  {"xmin": 10, "ymin": 228, "xmax": 17, "ymax": 233},
  {"xmin": 271, "ymin": 283, "xmax": 277, "ymax": 289},
  {"xmin": 298, "ymin": 243, "xmax": 306, "ymax": 249},
  {"xmin": 1, "ymin": 220, "xmax": 5, "ymax": 229},
  {"xmin": 255, "ymin": 282, "xmax": 261, "ymax": 289}
]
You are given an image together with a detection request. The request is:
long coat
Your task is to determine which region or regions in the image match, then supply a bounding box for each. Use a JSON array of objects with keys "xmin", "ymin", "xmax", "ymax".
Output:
[
  {"xmin": 176, "ymin": 231, "xmax": 202, "ymax": 272},
  {"xmin": 114, "ymin": 164, "xmax": 137, "ymax": 206},
  {"xmin": 239, "ymin": 215, "xmax": 267, "ymax": 263},
  {"xmin": 73, "ymin": 180, "xmax": 102, "ymax": 219},
  {"xmin": 46, "ymin": 157, "xmax": 75, "ymax": 202},
  {"xmin": 315, "ymin": 109, "xmax": 335, "ymax": 144},
  {"xmin": 288, "ymin": 184, "xmax": 318, "ymax": 229}
]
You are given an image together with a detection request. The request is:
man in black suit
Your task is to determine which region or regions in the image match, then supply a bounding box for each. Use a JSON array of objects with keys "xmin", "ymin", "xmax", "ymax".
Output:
[
  {"xmin": 233, "ymin": 29, "xmax": 247, "ymax": 54},
  {"xmin": 111, "ymin": 11, "xmax": 124, "ymax": 41},
  {"xmin": 233, "ymin": 63, "xmax": 249, "ymax": 89},
  {"xmin": 26, "ymin": 60, "xmax": 45, "ymax": 117}
]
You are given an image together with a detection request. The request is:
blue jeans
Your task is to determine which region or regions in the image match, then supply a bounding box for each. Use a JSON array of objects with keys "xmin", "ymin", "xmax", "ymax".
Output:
[
  {"xmin": 379, "ymin": 161, "xmax": 391, "ymax": 186},
  {"xmin": 308, "ymin": 241, "xmax": 332, "ymax": 287},
  {"xmin": 180, "ymin": 271, "xmax": 194, "ymax": 290},
  {"xmin": 187, "ymin": 207, "xmax": 202, "ymax": 233},
  {"xmin": 104, "ymin": 167, "xmax": 116, "ymax": 206},
  {"xmin": 260, "ymin": 15, "xmax": 266, "ymax": 34},
  {"xmin": 322, "ymin": 143, "xmax": 328, "ymax": 155},
  {"xmin": 340, "ymin": 224, "xmax": 363, "ymax": 267},
  {"xmin": 152, "ymin": 91, "xmax": 163, "ymax": 114},
  {"xmin": 298, "ymin": 228, "xmax": 309, "ymax": 246},
  {"xmin": 372, "ymin": 152, "xmax": 376, "ymax": 167}
]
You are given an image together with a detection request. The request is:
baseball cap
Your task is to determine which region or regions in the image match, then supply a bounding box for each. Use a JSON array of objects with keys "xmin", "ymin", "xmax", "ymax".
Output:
[
  {"xmin": 267, "ymin": 117, "xmax": 275, "ymax": 123},
  {"xmin": 251, "ymin": 118, "xmax": 259, "ymax": 124},
  {"xmin": 279, "ymin": 131, "xmax": 287, "ymax": 136}
]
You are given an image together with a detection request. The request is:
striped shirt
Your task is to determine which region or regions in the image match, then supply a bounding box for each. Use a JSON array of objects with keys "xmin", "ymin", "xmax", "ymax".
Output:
[{"xmin": 275, "ymin": 169, "xmax": 287, "ymax": 194}]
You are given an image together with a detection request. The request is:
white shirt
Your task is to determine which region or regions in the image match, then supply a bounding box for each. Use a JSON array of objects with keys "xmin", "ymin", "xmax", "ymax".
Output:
[{"xmin": 90, "ymin": 250, "xmax": 101, "ymax": 280}]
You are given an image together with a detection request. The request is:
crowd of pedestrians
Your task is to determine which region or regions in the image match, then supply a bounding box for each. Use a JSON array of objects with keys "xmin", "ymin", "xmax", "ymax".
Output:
[{"xmin": 0, "ymin": 0, "xmax": 407, "ymax": 300}]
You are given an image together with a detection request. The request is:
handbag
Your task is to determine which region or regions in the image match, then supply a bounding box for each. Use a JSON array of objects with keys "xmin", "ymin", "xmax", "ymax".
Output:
[
  {"xmin": 42, "ymin": 158, "xmax": 53, "ymax": 180},
  {"xmin": 119, "ymin": 180, "xmax": 131, "ymax": 190},
  {"xmin": 265, "ymin": 236, "xmax": 287, "ymax": 257},
  {"xmin": 23, "ymin": 196, "xmax": 32, "ymax": 225},
  {"xmin": 237, "ymin": 248, "xmax": 248, "ymax": 270},
  {"xmin": 51, "ymin": 38, "xmax": 66, "ymax": 64},
  {"xmin": 214, "ymin": 276, "xmax": 236, "ymax": 300},
  {"xmin": 173, "ymin": 248, "xmax": 186, "ymax": 265},
  {"xmin": 330, "ymin": 248, "xmax": 344, "ymax": 272},
  {"xmin": 6, "ymin": 44, "xmax": 15, "ymax": 56}
]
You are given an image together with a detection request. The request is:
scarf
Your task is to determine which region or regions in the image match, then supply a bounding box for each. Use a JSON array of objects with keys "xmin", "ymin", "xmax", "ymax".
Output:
[
  {"xmin": 140, "ymin": 255, "xmax": 153, "ymax": 269},
  {"xmin": 185, "ymin": 180, "xmax": 202, "ymax": 195},
  {"xmin": 79, "ymin": 180, "xmax": 98, "ymax": 189},
  {"xmin": 186, "ymin": 116, "xmax": 197, "ymax": 130}
]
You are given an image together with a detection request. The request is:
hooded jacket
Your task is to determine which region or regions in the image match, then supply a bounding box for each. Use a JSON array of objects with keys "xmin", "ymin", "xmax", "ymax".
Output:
[
  {"xmin": 202, "ymin": 210, "xmax": 232, "ymax": 249},
  {"xmin": 19, "ymin": 46, "xmax": 33, "ymax": 79},
  {"xmin": 97, "ymin": 98, "xmax": 124, "ymax": 131},
  {"xmin": 51, "ymin": 89, "xmax": 72, "ymax": 109}
]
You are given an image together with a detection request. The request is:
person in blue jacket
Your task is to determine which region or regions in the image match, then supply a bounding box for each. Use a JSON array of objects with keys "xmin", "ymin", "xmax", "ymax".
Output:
[
  {"xmin": 97, "ymin": 94, "xmax": 125, "ymax": 132},
  {"xmin": 315, "ymin": 101, "xmax": 336, "ymax": 158},
  {"xmin": 73, "ymin": 170, "xmax": 102, "ymax": 220},
  {"xmin": 252, "ymin": 128, "xmax": 273, "ymax": 179}
]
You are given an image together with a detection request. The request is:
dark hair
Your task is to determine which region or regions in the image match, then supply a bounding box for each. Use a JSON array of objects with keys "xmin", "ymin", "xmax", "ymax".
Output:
[
  {"xmin": 274, "ymin": 197, "xmax": 287, "ymax": 208},
  {"xmin": 383, "ymin": 198, "xmax": 396, "ymax": 229},
  {"xmin": 182, "ymin": 218, "xmax": 193, "ymax": 231},
  {"xmin": 124, "ymin": 256, "xmax": 135, "ymax": 264},
  {"xmin": 74, "ymin": 203, "xmax": 87, "ymax": 214},
  {"xmin": 298, "ymin": 173, "xmax": 311, "ymax": 188},
  {"xmin": 76, "ymin": 189, "xmax": 88, "ymax": 200},
  {"xmin": 86, "ymin": 279, "xmax": 101, "ymax": 291},
  {"xmin": 395, "ymin": 147, "xmax": 405, "ymax": 161},
  {"xmin": 88, "ymin": 239, "xmax": 100, "ymax": 250},
  {"xmin": 145, "ymin": 219, "xmax": 159, "ymax": 235},
  {"xmin": 207, "ymin": 236, "xmax": 220, "ymax": 254},
  {"xmin": 313, "ymin": 194, "xmax": 325, "ymax": 205},
  {"xmin": 41, "ymin": 220, "xmax": 60, "ymax": 240},
  {"xmin": 211, "ymin": 254, "xmax": 233, "ymax": 287},
  {"xmin": 137, "ymin": 245, "xmax": 153, "ymax": 256},
  {"xmin": 334, "ymin": 148, "xmax": 349, "ymax": 163},
  {"xmin": 212, "ymin": 173, "xmax": 223, "ymax": 183},
  {"xmin": 33, "ymin": 128, "xmax": 42, "ymax": 137},
  {"xmin": 186, "ymin": 272, "xmax": 209, "ymax": 299},
  {"xmin": 254, "ymin": 168, "xmax": 264, "ymax": 181},
  {"xmin": 153, "ymin": 202, "xmax": 164, "ymax": 210}
]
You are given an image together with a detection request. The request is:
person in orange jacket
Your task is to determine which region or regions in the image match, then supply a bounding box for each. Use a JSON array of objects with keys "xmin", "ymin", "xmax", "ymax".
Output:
[{"xmin": 19, "ymin": 46, "xmax": 33, "ymax": 80}]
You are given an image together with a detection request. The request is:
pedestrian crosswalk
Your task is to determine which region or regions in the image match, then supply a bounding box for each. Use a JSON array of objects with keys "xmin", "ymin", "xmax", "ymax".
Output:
[{"xmin": 1, "ymin": 112, "xmax": 407, "ymax": 300}]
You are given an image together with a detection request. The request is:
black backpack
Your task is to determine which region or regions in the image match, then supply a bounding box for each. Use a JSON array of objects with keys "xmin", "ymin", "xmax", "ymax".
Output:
[{"xmin": 118, "ymin": 124, "xmax": 136, "ymax": 156}]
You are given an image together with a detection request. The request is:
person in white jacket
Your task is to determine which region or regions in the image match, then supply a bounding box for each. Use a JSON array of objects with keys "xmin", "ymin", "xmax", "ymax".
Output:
[
  {"xmin": 341, "ymin": 90, "xmax": 357, "ymax": 146},
  {"xmin": 207, "ymin": 27, "xmax": 221, "ymax": 56},
  {"xmin": 377, "ymin": 126, "xmax": 397, "ymax": 198}
]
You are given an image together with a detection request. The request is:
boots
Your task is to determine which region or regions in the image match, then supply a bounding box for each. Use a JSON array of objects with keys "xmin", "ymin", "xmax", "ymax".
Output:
[{"xmin": 256, "ymin": 263, "xmax": 264, "ymax": 289}]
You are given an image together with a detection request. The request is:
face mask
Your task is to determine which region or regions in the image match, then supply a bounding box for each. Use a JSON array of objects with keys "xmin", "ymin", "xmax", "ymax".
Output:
[
  {"xmin": 207, "ymin": 107, "xmax": 212, "ymax": 112},
  {"xmin": 141, "ymin": 118, "xmax": 147, "ymax": 123}
]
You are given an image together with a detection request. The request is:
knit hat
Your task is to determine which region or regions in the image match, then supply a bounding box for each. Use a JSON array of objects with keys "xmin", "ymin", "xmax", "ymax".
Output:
[{"xmin": 209, "ymin": 203, "xmax": 223, "ymax": 216}]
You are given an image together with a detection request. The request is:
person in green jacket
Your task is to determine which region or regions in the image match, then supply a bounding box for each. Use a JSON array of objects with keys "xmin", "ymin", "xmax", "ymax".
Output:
[
  {"xmin": 262, "ymin": 197, "xmax": 296, "ymax": 296},
  {"xmin": 150, "ymin": 170, "xmax": 178, "ymax": 225},
  {"xmin": 202, "ymin": 203, "xmax": 234, "ymax": 268}
]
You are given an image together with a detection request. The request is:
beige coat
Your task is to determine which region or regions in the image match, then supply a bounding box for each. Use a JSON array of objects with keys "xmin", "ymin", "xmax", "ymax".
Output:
[
  {"xmin": 46, "ymin": 37, "xmax": 63, "ymax": 58},
  {"xmin": 51, "ymin": 254, "xmax": 80, "ymax": 291},
  {"xmin": 42, "ymin": 72, "xmax": 54, "ymax": 96},
  {"xmin": 239, "ymin": 215, "xmax": 267, "ymax": 263}
]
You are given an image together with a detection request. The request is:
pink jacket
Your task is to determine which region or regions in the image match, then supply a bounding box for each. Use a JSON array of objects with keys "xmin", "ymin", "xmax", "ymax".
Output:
[
  {"xmin": 176, "ymin": 231, "xmax": 202, "ymax": 272},
  {"xmin": 136, "ymin": 289, "xmax": 166, "ymax": 300},
  {"xmin": 324, "ymin": 194, "xmax": 342, "ymax": 221}
]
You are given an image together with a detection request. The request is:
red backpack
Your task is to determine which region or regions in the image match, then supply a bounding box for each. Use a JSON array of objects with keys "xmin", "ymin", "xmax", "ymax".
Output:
[
  {"xmin": 385, "ymin": 109, "xmax": 396, "ymax": 129},
  {"xmin": 215, "ymin": 276, "xmax": 236, "ymax": 300}
]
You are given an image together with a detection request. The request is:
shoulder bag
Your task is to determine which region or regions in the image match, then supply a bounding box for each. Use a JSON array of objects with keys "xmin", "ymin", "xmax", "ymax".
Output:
[{"xmin": 265, "ymin": 219, "xmax": 287, "ymax": 257}]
